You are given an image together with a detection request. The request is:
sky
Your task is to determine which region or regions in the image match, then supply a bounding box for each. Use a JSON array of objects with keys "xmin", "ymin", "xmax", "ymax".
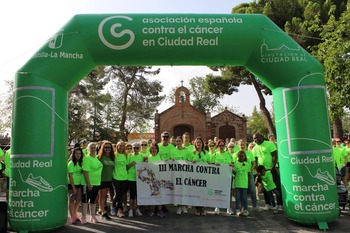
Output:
[{"xmin": 0, "ymin": 0, "xmax": 273, "ymax": 116}]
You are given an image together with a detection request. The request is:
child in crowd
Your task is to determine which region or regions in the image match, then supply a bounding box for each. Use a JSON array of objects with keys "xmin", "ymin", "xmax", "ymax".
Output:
[
  {"xmin": 233, "ymin": 151, "xmax": 251, "ymax": 216},
  {"xmin": 256, "ymin": 165, "xmax": 282, "ymax": 213}
]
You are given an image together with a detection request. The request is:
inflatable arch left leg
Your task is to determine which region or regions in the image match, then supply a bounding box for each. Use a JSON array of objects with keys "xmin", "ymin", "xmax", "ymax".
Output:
[{"xmin": 10, "ymin": 14, "xmax": 337, "ymax": 231}]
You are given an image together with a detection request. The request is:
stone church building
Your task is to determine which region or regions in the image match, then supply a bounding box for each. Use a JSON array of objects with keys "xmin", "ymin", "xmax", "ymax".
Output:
[{"xmin": 154, "ymin": 85, "xmax": 247, "ymax": 142}]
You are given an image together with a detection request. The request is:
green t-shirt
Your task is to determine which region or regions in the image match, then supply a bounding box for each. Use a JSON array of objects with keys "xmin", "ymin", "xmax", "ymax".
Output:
[
  {"xmin": 207, "ymin": 151, "xmax": 217, "ymax": 164},
  {"xmin": 0, "ymin": 148, "xmax": 4, "ymax": 171},
  {"xmin": 234, "ymin": 161, "xmax": 251, "ymax": 188},
  {"xmin": 67, "ymin": 161, "xmax": 83, "ymax": 185},
  {"xmin": 171, "ymin": 148, "xmax": 191, "ymax": 161},
  {"xmin": 252, "ymin": 141, "xmax": 277, "ymax": 169},
  {"xmin": 189, "ymin": 151, "xmax": 208, "ymax": 163},
  {"xmin": 4, "ymin": 150, "xmax": 10, "ymax": 177},
  {"xmin": 333, "ymin": 147, "xmax": 347, "ymax": 170},
  {"xmin": 82, "ymin": 155, "xmax": 103, "ymax": 186},
  {"xmin": 100, "ymin": 155, "xmax": 115, "ymax": 182},
  {"xmin": 212, "ymin": 151, "xmax": 233, "ymax": 165},
  {"xmin": 158, "ymin": 143, "xmax": 175, "ymax": 160},
  {"xmin": 113, "ymin": 153, "xmax": 128, "ymax": 181},
  {"xmin": 148, "ymin": 153, "xmax": 163, "ymax": 162},
  {"xmin": 127, "ymin": 153, "xmax": 145, "ymax": 181},
  {"xmin": 260, "ymin": 170, "xmax": 276, "ymax": 191},
  {"xmin": 183, "ymin": 144, "xmax": 194, "ymax": 153}
]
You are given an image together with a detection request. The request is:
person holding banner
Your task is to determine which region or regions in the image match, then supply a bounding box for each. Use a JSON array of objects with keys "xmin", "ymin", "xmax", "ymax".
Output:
[
  {"xmin": 143, "ymin": 142, "xmax": 166, "ymax": 217},
  {"xmin": 171, "ymin": 136, "xmax": 191, "ymax": 215},
  {"xmin": 233, "ymin": 151, "xmax": 251, "ymax": 216},
  {"xmin": 190, "ymin": 137, "xmax": 208, "ymax": 216},
  {"xmin": 81, "ymin": 142, "xmax": 103, "ymax": 223},
  {"xmin": 126, "ymin": 142, "xmax": 147, "ymax": 217},
  {"xmin": 212, "ymin": 139, "xmax": 234, "ymax": 215}
]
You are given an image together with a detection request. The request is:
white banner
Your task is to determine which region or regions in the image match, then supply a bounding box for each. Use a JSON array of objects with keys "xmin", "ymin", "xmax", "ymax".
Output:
[{"xmin": 136, "ymin": 160, "xmax": 232, "ymax": 208}]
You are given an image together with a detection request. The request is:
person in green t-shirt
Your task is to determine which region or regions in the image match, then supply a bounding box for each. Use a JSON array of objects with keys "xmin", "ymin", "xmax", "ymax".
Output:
[
  {"xmin": 171, "ymin": 136, "xmax": 191, "ymax": 215},
  {"xmin": 127, "ymin": 142, "xmax": 146, "ymax": 217},
  {"xmin": 190, "ymin": 137, "xmax": 208, "ymax": 216},
  {"xmin": 97, "ymin": 141, "xmax": 115, "ymax": 221},
  {"xmin": 233, "ymin": 151, "xmax": 251, "ymax": 216},
  {"xmin": 158, "ymin": 131, "xmax": 175, "ymax": 160},
  {"xmin": 111, "ymin": 141, "xmax": 128, "ymax": 218},
  {"xmin": 81, "ymin": 142, "xmax": 103, "ymax": 223},
  {"xmin": 213, "ymin": 139, "xmax": 234, "ymax": 215},
  {"xmin": 256, "ymin": 165, "xmax": 282, "ymax": 213},
  {"xmin": 143, "ymin": 142, "xmax": 166, "ymax": 217},
  {"xmin": 207, "ymin": 140, "xmax": 217, "ymax": 164},
  {"xmin": 252, "ymin": 133, "xmax": 280, "ymax": 210},
  {"xmin": 68, "ymin": 147, "xmax": 84, "ymax": 224},
  {"xmin": 182, "ymin": 132, "xmax": 194, "ymax": 153}
]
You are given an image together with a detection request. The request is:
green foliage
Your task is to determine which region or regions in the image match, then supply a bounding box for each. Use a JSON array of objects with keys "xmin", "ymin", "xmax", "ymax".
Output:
[{"xmin": 247, "ymin": 106, "xmax": 269, "ymax": 138}]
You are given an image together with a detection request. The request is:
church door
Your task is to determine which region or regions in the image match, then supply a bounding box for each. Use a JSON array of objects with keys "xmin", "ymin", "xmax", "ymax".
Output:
[
  {"xmin": 173, "ymin": 125, "xmax": 191, "ymax": 138},
  {"xmin": 219, "ymin": 125, "xmax": 235, "ymax": 140}
]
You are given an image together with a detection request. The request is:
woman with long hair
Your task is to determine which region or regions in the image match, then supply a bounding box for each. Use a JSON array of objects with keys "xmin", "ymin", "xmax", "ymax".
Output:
[
  {"xmin": 68, "ymin": 147, "xmax": 84, "ymax": 224},
  {"xmin": 97, "ymin": 141, "xmax": 115, "ymax": 221},
  {"xmin": 111, "ymin": 141, "xmax": 128, "ymax": 218},
  {"xmin": 190, "ymin": 137, "xmax": 208, "ymax": 216},
  {"xmin": 81, "ymin": 142, "xmax": 102, "ymax": 223}
]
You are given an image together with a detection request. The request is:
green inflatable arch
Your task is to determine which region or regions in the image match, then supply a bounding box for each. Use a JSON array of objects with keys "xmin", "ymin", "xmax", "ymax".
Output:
[{"xmin": 11, "ymin": 14, "xmax": 337, "ymax": 231}]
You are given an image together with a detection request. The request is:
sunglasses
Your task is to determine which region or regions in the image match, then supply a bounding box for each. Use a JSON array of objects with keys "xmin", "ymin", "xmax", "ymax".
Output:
[
  {"xmin": 104, "ymin": 146, "xmax": 112, "ymax": 149},
  {"xmin": 141, "ymin": 144, "xmax": 147, "ymax": 146},
  {"xmin": 162, "ymin": 135, "xmax": 169, "ymax": 138},
  {"xmin": 133, "ymin": 147, "xmax": 140, "ymax": 150},
  {"xmin": 209, "ymin": 145, "xmax": 215, "ymax": 147}
]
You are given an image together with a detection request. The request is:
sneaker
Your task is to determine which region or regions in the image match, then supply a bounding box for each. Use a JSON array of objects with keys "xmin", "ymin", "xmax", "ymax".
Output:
[
  {"xmin": 232, "ymin": 196, "xmax": 236, "ymax": 202},
  {"xmin": 123, "ymin": 206, "xmax": 128, "ymax": 212},
  {"xmin": 273, "ymin": 205, "xmax": 279, "ymax": 214},
  {"xmin": 135, "ymin": 208, "xmax": 143, "ymax": 216},
  {"xmin": 128, "ymin": 209, "xmax": 134, "ymax": 218},
  {"xmin": 117, "ymin": 209, "xmax": 125, "ymax": 218},
  {"xmin": 110, "ymin": 207, "xmax": 116, "ymax": 216},
  {"xmin": 90, "ymin": 216, "xmax": 99, "ymax": 223},
  {"xmin": 261, "ymin": 204, "xmax": 271, "ymax": 210},
  {"xmin": 102, "ymin": 212, "xmax": 112, "ymax": 221},
  {"xmin": 148, "ymin": 211, "xmax": 155, "ymax": 217},
  {"xmin": 81, "ymin": 216, "xmax": 87, "ymax": 224},
  {"xmin": 157, "ymin": 210, "xmax": 165, "ymax": 217},
  {"xmin": 177, "ymin": 206, "xmax": 182, "ymax": 215},
  {"xmin": 226, "ymin": 208, "xmax": 234, "ymax": 215},
  {"xmin": 200, "ymin": 208, "xmax": 206, "ymax": 216},
  {"xmin": 195, "ymin": 210, "xmax": 200, "ymax": 216},
  {"xmin": 182, "ymin": 206, "xmax": 188, "ymax": 214},
  {"xmin": 278, "ymin": 205, "xmax": 283, "ymax": 211},
  {"xmin": 242, "ymin": 210, "xmax": 249, "ymax": 216},
  {"xmin": 214, "ymin": 207, "xmax": 220, "ymax": 215},
  {"xmin": 236, "ymin": 209, "xmax": 241, "ymax": 216}
]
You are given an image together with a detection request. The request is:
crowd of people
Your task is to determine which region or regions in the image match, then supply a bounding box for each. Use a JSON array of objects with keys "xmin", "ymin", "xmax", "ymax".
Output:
[
  {"xmin": 1, "ymin": 131, "xmax": 349, "ymax": 225},
  {"xmin": 63, "ymin": 131, "xmax": 284, "ymax": 224}
]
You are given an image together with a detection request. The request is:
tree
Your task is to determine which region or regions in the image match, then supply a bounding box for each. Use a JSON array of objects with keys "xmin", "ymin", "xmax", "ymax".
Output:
[
  {"xmin": 105, "ymin": 66, "xmax": 165, "ymax": 140},
  {"xmin": 247, "ymin": 106, "xmax": 269, "ymax": 140},
  {"xmin": 0, "ymin": 80, "xmax": 13, "ymax": 136},
  {"xmin": 206, "ymin": 66, "xmax": 276, "ymax": 136}
]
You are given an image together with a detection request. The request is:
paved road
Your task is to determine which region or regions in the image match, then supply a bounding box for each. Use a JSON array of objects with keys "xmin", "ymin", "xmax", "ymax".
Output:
[
  {"xmin": 2, "ymin": 188, "xmax": 349, "ymax": 233},
  {"xmin": 8, "ymin": 202, "xmax": 345, "ymax": 233}
]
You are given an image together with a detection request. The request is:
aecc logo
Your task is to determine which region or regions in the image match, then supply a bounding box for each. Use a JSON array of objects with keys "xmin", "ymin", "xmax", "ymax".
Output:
[{"xmin": 98, "ymin": 16, "xmax": 135, "ymax": 50}]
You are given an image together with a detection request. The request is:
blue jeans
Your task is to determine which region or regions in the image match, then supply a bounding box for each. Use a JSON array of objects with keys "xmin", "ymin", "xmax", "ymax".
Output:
[
  {"xmin": 249, "ymin": 173, "xmax": 257, "ymax": 207},
  {"xmin": 235, "ymin": 188, "xmax": 248, "ymax": 211},
  {"xmin": 266, "ymin": 188, "xmax": 282, "ymax": 207}
]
